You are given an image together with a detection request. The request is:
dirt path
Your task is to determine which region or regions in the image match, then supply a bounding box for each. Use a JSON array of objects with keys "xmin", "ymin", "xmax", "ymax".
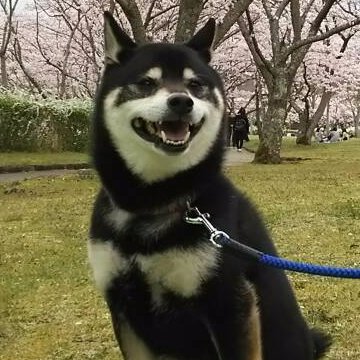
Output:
[
  {"xmin": 0, "ymin": 169, "xmax": 81, "ymax": 183},
  {"xmin": 0, "ymin": 149, "xmax": 254, "ymax": 183},
  {"xmin": 225, "ymin": 147, "xmax": 254, "ymax": 165}
]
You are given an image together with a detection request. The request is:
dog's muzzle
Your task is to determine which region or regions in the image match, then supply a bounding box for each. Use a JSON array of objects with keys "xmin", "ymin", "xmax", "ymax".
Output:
[{"xmin": 131, "ymin": 94, "xmax": 205, "ymax": 153}]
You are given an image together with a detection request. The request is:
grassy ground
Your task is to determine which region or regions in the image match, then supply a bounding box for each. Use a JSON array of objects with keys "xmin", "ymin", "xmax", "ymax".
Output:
[
  {"xmin": 1, "ymin": 139, "xmax": 359, "ymax": 359},
  {"xmin": 245, "ymin": 135, "xmax": 360, "ymax": 160},
  {"xmin": 0, "ymin": 152, "xmax": 89, "ymax": 167}
]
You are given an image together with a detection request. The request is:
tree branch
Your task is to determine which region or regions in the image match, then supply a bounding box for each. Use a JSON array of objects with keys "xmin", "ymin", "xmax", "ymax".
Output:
[
  {"xmin": 275, "ymin": 0, "xmax": 290, "ymax": 19},
  {"xmin": 174, "ymin": 0, "xmax": 203, "ymax": 42},
  {"xmin": 143, "ymin": 0, "xmax": 157, "ymax": 29},
  {"xmin": 237, "ymin": 14, "xmax": 274, "ymax": 86},
  {"xmin": 262, "ymin": 0, "xmax": 281, "ymax": 62},
  {"xmin": 213, "ymin": 0, "xmax": 253, "ymax": 48},
  {"xmin": 287, "ymin": 18, "xmax": 360, "ymax": 55},
  {"xmin": 290, "ymin": 0, "xmax": 301, "ymax": 43},
  {"xmin": 115, "ymin": 0, "xmax": 147, "ymax": 43},
  {"xmin": 310, "ymin": 0, "xmax": 337, "ymax": 35},
  {"xmin": 145, "ymin": 4, "xmax": 178, "ymax": 30},
  {"xmin": 0, "ymin": 0, "xmax": 19, "ymax": 55},
  {"xmin": 13, "ymin": 37, "xmax": 45, "ymax": 97}
]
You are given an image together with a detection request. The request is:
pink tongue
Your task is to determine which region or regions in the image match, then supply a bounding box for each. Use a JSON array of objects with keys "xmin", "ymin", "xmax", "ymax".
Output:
[{"xmin": 159, "ymin": 122, "xmax": 189, "ymax": 141}]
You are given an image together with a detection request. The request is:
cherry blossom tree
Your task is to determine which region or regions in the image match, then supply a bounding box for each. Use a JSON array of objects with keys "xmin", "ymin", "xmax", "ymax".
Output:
[
  {"xmin": 2, "ymin": 0, "xmax": 360, "ymax": 145},
  {"xmin": 238, "ymin": 0, "xmax": 360, "ymax": 163},
  {"xmin": 291, "ymin": 26, "xmax": 360, "ymax": 144},
  {"xmin": 6, "ymin": 0, "xmax": 255, "ymax": 98}
]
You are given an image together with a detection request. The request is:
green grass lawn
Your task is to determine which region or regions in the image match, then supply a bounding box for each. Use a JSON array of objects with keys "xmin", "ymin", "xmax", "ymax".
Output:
[
  {"xmin": 245, "ymin": 135, "xmax": 360, "ymax": 160},
  {"xmin": 1, "ymin": 140, "xmax": 359, "ymax": 359}
]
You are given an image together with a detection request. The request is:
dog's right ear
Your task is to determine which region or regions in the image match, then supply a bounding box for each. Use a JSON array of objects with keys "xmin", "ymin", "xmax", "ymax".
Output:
[
  {"xmin": 186, "ymin": 19, "xmax": 216, "ymax": 63},
  {"xmin": 104, "ymin": 11, "xmax": 136, "ymax": 64}
]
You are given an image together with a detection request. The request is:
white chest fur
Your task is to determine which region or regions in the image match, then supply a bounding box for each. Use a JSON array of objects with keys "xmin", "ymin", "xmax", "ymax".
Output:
[
  {"xmin": 89, "ymin": 204, "xmax": 219, "ymax": 300},
  {"xmin": 88, "ymin": 239, "xmax": 218, "ymax": 298},
  {"xmin": 136, "ymin": 243, "xmax": 219, "ymax": 298}
]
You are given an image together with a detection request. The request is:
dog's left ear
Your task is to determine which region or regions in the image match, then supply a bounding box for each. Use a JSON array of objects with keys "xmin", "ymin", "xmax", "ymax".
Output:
[
  {"xmin": 186, "ymin": 19, "xmax": 216, "ymax": 63},
  {"xmin": 104, "ymin": 11, "xmax": 136, "ymax": 64}
]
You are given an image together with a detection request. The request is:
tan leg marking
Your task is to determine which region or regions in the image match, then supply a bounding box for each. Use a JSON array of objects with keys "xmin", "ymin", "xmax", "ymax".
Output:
[
  {"xmin": 120, "ymin": 322, "xmax": 157, "ymax": 360},
  {"xmin": 247, "ymin": 302, "xmax": 263, "ymax": 360}
]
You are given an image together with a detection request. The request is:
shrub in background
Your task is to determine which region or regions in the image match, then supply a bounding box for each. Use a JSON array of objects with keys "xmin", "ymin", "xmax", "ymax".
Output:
[{"xmin": 0, "ymin": 91, "xmax": 92, "ymax": 152}]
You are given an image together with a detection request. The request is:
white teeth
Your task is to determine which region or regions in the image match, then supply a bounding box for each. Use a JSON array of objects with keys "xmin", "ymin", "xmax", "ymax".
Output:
[
  {"xmin": 184, "ymin": 131, "xmax": 190, "ymax": 143},
  {"xmin": 165, "ymin": 139, "xmax": 185, "ymax": 145},
  {"xmin": 160, "ymin": 129, "xmax": 188, "ymax": 146},
  {"xmin": 161, "ymin": 130, "xmax": 167, "ymax": 142}
]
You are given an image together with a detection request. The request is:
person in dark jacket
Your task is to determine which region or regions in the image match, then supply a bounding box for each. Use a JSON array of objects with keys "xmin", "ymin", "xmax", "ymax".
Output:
[{"xmin": 233, "ymin": 107, "xmax": 250, "ymax": 152}]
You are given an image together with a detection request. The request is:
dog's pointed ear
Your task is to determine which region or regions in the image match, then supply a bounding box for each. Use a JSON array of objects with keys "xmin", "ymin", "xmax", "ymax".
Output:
[
  {"xmin": 104, "ymin": 11, "xmax": 136, "ymax": 64},
  {"xmin": 186, "ymin": 18, "xmax": 216, "ymax": 63}
]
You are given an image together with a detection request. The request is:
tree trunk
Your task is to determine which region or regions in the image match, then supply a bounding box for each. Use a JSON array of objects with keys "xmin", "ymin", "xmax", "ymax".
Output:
[
  {"xmin": 295, "ymin": 113, "xmax": 312, "ymax": 145},
  {"xmin": 0, "ymin": 55, "xmax": 9, "ymax": 88},
  {"xmin": 254, "ymin": 72, "xmax": 288, "ymax": 164},
  {"xmin": 296, "ymin": 89, "xmax": 332, "ymax": 145},
  {"xmin": 255, "ymin": 74, "xmax": 262, "ymax": 138},
  {"xmin": 354, "ymin": 109, "xmax": 359, "ymax": 138},
  {"xmin": 254, "ymin": 103, "xmax": 285, "ymax": 163},
  {"xmin": 174, "ymin": 0, "xmax": 203, "ymax": 42},
  {"xmin": 325, "ymin": 101, "xmax": 330, "ymax": 136}
]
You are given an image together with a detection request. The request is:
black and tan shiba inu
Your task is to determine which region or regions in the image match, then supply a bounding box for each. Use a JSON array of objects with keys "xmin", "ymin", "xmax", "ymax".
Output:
[{"xmin": 88, "ymin": 12, "xmax": 331, "ymax": 360}]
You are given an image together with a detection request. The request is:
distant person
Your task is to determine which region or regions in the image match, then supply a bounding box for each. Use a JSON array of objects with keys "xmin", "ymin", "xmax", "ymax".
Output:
[
  {"xmin": 328, "ymin": 126, "xmax": 340, "ymax": 143},
  {"xmin": 342, "ymin": 130, "xmax": 349, "ymax": 141},
  {"xmin": 314, "ymin": 127, "xmax": 325, "ymax": 143},
  {"xmin": 340, "ymin": 125, "xmax": 350, "ymax": 141},
  {"xmin": 233, "ymin": 107, "xmax": 249, "ymax": 152}
]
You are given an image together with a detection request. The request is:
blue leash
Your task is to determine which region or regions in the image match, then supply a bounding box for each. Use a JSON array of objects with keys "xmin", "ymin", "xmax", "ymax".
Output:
[{"xmin": 184, "ymin": 206, "xmax": 360, "ymax": 279}]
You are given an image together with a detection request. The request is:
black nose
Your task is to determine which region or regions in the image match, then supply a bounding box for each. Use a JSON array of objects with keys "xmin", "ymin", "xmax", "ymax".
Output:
[{"xmin": 167, "ymin": 94, "xmax": 194, "ymax": 115}]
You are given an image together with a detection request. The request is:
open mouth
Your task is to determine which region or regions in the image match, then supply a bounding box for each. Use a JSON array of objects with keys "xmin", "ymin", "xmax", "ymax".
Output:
[{"xmin": 131, "ymin": 117, "xmax": 205, "ymax": 153}]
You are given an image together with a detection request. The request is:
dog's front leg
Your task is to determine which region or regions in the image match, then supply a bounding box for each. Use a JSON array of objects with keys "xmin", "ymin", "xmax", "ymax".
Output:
[
  {"xmin": 110, "ymin": 311, "xmax": 158, "ymax": 360},
  {"xmin": 205, "ymin": 302, "xmax": 262, "ymax": 360},
  {"xmin": 204, "ymin": 281, "xmax": 263, "ymax": 360}
]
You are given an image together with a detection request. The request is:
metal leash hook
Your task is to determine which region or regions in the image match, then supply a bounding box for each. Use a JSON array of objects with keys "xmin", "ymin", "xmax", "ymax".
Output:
[{"xmin": 184, "ymin": 204, "xmax": 228, "ymax": 248}]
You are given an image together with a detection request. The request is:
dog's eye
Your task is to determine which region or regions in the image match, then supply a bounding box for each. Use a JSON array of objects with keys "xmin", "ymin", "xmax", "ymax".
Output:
[
  {"xmin": 187, "ymin": 79, "xmax": 206, "ymax": 97},
  {"xmin": 136, "ymin": 77, "xmax": 157, "ymax": 90},
  {"xmin": 188, "ymin": 79, "xmax": 203, "ymax": 89}
]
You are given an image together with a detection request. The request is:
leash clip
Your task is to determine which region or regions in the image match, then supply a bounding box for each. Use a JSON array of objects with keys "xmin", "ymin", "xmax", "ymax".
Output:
[{"xmin": 184, "ymin": 204, "xmax": 227, "ymax": 248}]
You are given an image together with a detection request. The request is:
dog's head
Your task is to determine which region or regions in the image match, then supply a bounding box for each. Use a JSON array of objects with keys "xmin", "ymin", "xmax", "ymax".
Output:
[{"xmin": 96, "ymin": 12, "xmax": 225, "ymax": 183}]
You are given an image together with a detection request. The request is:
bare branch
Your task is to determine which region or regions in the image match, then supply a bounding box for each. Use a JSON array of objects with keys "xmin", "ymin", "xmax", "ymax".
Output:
[
  {"xmin": 144, "ymin": 4, "xmax": 178, "ymax": 30},
  {"xmin": 275, "ymin": 0, "xmax": 290, "ymax": 19},
  {"xmin": 175, "ymin": 0, "xmax": 203, "ymax": 42},
  {"xmin": 237, "ymin": 13, "xmax": 274, "ymax": 86},
  {"xmin": 0, "ymin": 0, "xmax": 19, "ymax": 55},
  {"xmin": 261, "ymin": 0, "xmax": 281, "ymax": 61},
  {"xmin": 290, "ymin": 0, "xmax": 301, "ymax": 43},
  {"xmin": 143, "ymin": 0, "xmax": 157, "ymax": 29},
  {"xmin": 300, "ymin": 0, "xmax": 316, "ymax": 27},
  {"xmin": 213, "ymin": 0, "xmax": 253, "ymax": 48},
  {"xmin": 310, "ymin": 0, "xmax": 337, "ymax": 35},
  {"xmin": 287, "ymin": 18, "xmax": 360, "ymax": 55},
  {"xmin": 115, "ymin": 0, "xmax": 147, "ymax": 43},
  {"xmin": 13, "ymin": 36, "xmax": 45, "ymax": 97}
]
